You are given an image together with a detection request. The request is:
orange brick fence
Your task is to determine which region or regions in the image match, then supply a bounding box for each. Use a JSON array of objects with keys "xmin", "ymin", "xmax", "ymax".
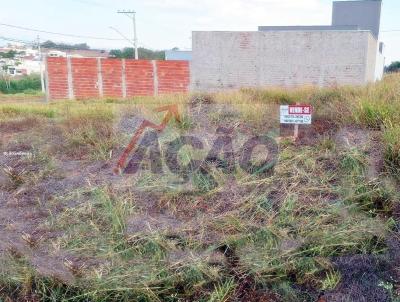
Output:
[{"xmin": 45, "ymin": 57, "xmax": 190, "ymax": 100}]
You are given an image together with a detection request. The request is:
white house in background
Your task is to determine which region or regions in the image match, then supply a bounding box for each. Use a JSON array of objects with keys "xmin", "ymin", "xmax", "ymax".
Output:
[
  {"xmin": 6, "ymin": 65, "xmax": 27, "ymax": 76},
  {"xmin": 0, "ymin": 56, "xmax": 41, "ymax": 76},
  {"xmin": 21, "ymin": 58, "xmax": 41, "ymax": 75},
  {"xmin": 44, "ymin": 49, "xmax": 109, "ymax": 58},
  {"xmin": 24, "ymin": 48, "xmax": 39, "ymax": 57},
  {"xmin": 1, "ymin": 44, "xmax": 109, "ymax": 76},
  {"xmin": 0, "ymin": 44, "xmax": 41, "ymax": 76},
  {"xmin": 47, "ymin": 50, "xmax": 67, "ymax": 58}
]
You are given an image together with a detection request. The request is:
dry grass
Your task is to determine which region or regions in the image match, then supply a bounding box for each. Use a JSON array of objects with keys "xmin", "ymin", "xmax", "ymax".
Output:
[{"xmin": 0, "ymin": 75, "xmax": 399, "ymax": 301}]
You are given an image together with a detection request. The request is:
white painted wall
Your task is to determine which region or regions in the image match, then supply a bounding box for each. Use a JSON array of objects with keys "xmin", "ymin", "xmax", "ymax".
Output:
[
  {"xmin": 21, "ymin": 59, "xmax": 41, "ymax": 75},
  {"xmin": 375, "ymin": 41, "xmax": 385, "ymax": 81},
  {"xmin": 191, "ymin": 31, "xmax": 378, "ymax": 91}
]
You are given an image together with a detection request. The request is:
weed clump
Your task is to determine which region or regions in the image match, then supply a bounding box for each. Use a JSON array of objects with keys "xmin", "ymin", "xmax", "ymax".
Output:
[
  {"xmin": 60, "ymin": 105, "xmax": 117, "ymax": 160},
  {"xmin": 384, "ymin": 124, "xmax": 400, "ymax": 178},
  {"xmin": 189, "ymin": 93, "xmax": 215, "ymax": 106}
]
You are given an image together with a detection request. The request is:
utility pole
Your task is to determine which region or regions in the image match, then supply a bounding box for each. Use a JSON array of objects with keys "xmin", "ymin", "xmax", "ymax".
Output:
[
  {"xmin": 37, "ymin": 35, "xmax": 45, "ymax": 94},
  {"xmin": 117, "ymin": 10, "xmax": 138, "ymax": 60}
]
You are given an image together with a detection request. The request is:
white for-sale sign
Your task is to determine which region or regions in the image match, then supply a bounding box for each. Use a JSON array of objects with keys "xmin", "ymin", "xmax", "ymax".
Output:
[{"xmin": 280, "ymin": 105, "xmax": 312, "ymax": 125}]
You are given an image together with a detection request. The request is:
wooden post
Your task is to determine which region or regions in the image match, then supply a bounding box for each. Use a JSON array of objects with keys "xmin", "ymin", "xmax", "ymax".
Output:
[
  {"xmin": 294, "ymin": 124, "xmax": 299, "ymax": 140},
  {"xmin": 293, "ymin": 102, "xmax": 300, "ymax": 140}
]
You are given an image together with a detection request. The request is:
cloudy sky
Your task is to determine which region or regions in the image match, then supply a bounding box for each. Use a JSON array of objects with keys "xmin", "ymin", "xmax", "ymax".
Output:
[{"xmin": 1, "ymin": 0, "xmax": 399, "ymax": 63}]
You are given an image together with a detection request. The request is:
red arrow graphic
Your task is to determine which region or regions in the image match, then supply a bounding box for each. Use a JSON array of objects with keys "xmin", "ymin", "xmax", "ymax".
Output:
[{"xmin": 114, "ymin": 104, "xmax": 181, "ymax": 174}]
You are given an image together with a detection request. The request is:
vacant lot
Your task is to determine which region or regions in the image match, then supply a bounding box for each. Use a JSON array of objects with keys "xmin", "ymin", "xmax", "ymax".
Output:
[{"xmin": 0, "ymin": 75, "xmax": 399, "ymax": 301}]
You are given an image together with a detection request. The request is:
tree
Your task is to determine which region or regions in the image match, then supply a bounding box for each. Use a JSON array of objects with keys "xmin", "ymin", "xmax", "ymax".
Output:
[
  {"xmin": 109, "ymin": 49, "xmax": 124, "ymax": 58},
  {"xmin": 0, "ymin": 50, "xmax": 18, "ymax": 59},
  {"xmin": 109, "ymin": 47, "xmax": 165, "ymax": 60},
  {"xmin": 385, "ymin": 61, "xmax": 400, "ymax": 73},
  {"xmin": 109, "ymin": 48, "xmax": 134, "ymax": 58},
  {"xmin": 40, "ymin": 40, "xmax": 90, "ymax": 50}
]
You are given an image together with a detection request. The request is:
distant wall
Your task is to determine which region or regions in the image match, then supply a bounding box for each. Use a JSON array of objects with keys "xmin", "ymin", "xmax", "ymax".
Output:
[
  {"xmin": 165, "ymin": 50, "xmax": 192, "ymax": 61},
  {"xmin": 366, "ymin": 33, "xmax": 378, "ymax": 83},
  {"xmin": 375, "ymin": 42, "xmax": 385, "ymax": 81},
  {"xmin": 258, "ymin": 25, "xmax": 359, "ymax": 31},
  {"xmin": 332, "ymin": 0, "xmax": 382, "ymax": 38},
  {"xmin": 191, "ymin": 31, "xmax": 378, "ymax": 91},
  {"xmin": 46, "ymin": 57, "xmax": 190, "ymax": 100}
]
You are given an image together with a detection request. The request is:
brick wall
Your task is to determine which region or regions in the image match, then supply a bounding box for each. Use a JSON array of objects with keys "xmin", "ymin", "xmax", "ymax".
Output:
[
  {"xmin": 71, "ymin": 58, "xmax": 98, "ymax": 99},
  {"xmin": 46, "ymin": 57, "xmax": 190, "ymax": 100},
  {"xmin": 46, "ymin": 57, "xmax": 69, "ymax": 100},
  {"xmin": 157, "ymin": 61, "xmax": 190, "ymax": 94},
  {"xmin": 101, "ymin": 59, "xmax": 123, "ymax": 98},
  {"xmin": 125, "ymin": 60, "xmax": 154, "ymax": 97}
]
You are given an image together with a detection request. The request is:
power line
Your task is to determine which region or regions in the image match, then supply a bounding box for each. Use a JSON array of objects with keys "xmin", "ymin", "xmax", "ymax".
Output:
[
  {"xmin": 0, "ymin": 22, "xmax": 125, "ymax": 41},
  {"xmin": 0, "ymin": 36, "xmax": 35, "ymax": 45},
  {"xmin": 0, "ymin": 34, "xmax": 158, "ymax": 52},
  {"xmin": 70, "ymin": 0, "xmax": 105, "ymax": 7}
]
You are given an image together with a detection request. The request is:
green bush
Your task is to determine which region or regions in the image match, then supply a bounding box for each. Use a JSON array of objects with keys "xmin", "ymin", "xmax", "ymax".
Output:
[{"xmin": 0, "ymin": 75, "xmax": 41, "ymax": 94}]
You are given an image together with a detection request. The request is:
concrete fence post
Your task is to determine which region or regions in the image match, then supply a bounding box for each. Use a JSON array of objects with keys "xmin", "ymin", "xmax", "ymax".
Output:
[
  {"xmin": 66, "ymin": 56, "xmax": 74, "ymax": 100},
  {"xmin": 152, "ymin": 60, "xmax": 159, "ymax": 96},
  {"xmin": 122, "ymin": 59, "xmax": 127, "ymax": 98},
  {"xmin": 97, "ymin": 57, "xmax": 104, "ymax": 98},
  {"xmin": 44, "ymin": 56, "xmax": 50, "ymax": 102}
]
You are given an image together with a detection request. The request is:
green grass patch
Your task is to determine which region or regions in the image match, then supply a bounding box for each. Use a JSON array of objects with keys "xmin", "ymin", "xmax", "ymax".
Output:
[
  {"xmin": 0, "ymin": 75, "xmax": 41, "ymax": 94},
  {"xmin": 0, "ymin": 103, "xmax": 56, "ymax": 119}
]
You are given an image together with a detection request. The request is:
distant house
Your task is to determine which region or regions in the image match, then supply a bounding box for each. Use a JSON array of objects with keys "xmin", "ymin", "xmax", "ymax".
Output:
[
  {"xmin": 165, "ymin": 50, "xmax": 192, "ymax": 61},
  {"xmin": 21, "ymin": 58, "xmax": 41, "ymax": 75},
  {"xmin": 43, "ymin": 49, "xmax": 109, "ymax": 58},
  {"xmin": 0, "ymin": 43, "xmax": 109, "ymax": 77},
  {"xmin": 6, "ymin": 66, "xmax": 27, "ymax": 76},
  {"xmin": 67, "ymin": 49, "xmax": 109, "ymax": 58},
  {"xmin": 47, "ymin": 50, "xmax": 67, "ymax": 58},
  {"xmin": 0, "ymin": 46, "xmax": 39, "ymax": 76}
]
